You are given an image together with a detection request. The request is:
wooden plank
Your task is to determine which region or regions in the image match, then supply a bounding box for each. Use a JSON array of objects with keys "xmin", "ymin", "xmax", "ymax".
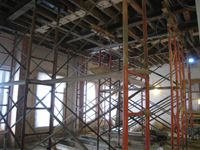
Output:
[
  {"xmin": 88, "ymin": 0, "xmax": 121, "ymax": 22},
  {"xmin": 110, "ymin": 15, "xmax": 161, "ymax": 32},
  {"xmin": 5, "ymin": 0, "xmax": 36, "ymax": 21},
  {"xmin": 184, "ymin": 78, "xmax": 200, "ymax": 84},
  {"xmin": 130, "ymin": 69, "xmax": 151, "ymax": 76},
  {"xmin": 129, "ymin": 0, "xmax": 143, "ymax": 15},
  {"xmin": 69, "ymin": 0, "xmax": 110, "ymax": 23},
  {"xmin": 58, "ymin": 0, "xmax": 99, "ymax": 25},
  {"xmin": 90, "ymin": 66, "xmax": 112, "ymax": 74}
]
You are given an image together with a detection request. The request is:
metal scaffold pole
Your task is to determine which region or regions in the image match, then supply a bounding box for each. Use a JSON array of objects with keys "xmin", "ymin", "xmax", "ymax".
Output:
[
  {"xmin": 168, "ymin": 25, "xmax": 188, "ymax": 150},
  {"xmin": 187, "ymin": 53, "xmax": 194, "ymax": 138},
  {"xmin": 21, "ymin": 0, "xmax": 37, "ymax": 148},
  {"xmin": 177, "ymin": 41, "xmax": 187, "ymax": 149},
  {"xmin": 122, "ymin": 0, "xmax": 129, "ymax": 149},
  {"xmin": 168, "ymin": 25, "xmax": 175, "ymax": 150},
  {"xmin": 123, "ymin": 0, "xmax": 149, "ymax": 149},
  {"xmin": 49, "ymin": 6, "xmax": 60, "ymax": 149},
  {"xmin": 97, "ymin": 49, "xmax": 101, "ymax": 150},
  {"xmin": 0, "ymin": 32, "xmax": 16, "ymax": 149},
  {"xmin": 181, "ymin": 45, "xmax": 187, "ymax": 147},
  {"xmin": 143, "ymin": 0, "xmax": 150, "ymax": 149}
]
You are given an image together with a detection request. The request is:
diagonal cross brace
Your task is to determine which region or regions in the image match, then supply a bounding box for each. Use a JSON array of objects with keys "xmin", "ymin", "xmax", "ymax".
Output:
[
  {"xmin": 29, "ymin": 89, "xmax": 88, "ymax": 150},
  {"xmin": 0, "ymin": 111, "xmax": 21, "ymax": 148}
]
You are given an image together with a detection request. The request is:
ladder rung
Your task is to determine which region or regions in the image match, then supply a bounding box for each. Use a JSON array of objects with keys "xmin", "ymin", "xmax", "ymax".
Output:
[
  {"xmin": 128, "ymin": 112, "xmax": 144, "ymax": 117},
  {"xmin": 26, "ymin": 107, "xmax": 50, "ymax": 110}
]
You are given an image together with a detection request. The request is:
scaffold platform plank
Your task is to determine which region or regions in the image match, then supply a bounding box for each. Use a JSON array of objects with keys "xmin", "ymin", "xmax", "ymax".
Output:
[{"xmin": 130, "ymin": 69, "xmax": 151, "ymax": 76}]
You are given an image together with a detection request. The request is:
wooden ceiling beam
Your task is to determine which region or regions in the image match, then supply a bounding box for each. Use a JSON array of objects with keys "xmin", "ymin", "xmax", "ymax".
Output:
[
  {"xmin": 58, "ymin": 0, "xmax": 99, "ymax": 25},
  {"xmin": 183, "ymin": 11, "xmax": 195, "ymax": 42},
  {"xmin": 68, "ymin": 0, "xmax": 110, "ymax": 23},
  {"xmin": 88, "ymin": 0, "xmax": 121, "ymax": 23}
]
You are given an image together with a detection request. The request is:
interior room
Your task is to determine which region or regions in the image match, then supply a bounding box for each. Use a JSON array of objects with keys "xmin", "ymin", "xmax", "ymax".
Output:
[{"xmin": 0, "ymin": 0, "xmax": 200, "ymax": 149}]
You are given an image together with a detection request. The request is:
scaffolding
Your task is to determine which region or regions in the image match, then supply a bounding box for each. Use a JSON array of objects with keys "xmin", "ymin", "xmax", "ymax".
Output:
[
  {"xmin": 123, "ymin": 0, "xmax": 150, "ymax": 149},
  {"xmin": 0, "ymin": 0, "xmax": 195, "ymax": 150}
]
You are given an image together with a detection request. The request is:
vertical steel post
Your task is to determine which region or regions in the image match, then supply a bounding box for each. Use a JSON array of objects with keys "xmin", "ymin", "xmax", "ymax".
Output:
[
  {"xmin": 143, "ymin": 0, "xmax": 150, "ymax": 149},
  {"xmin": 123, "ymin": 0, "xmax": 129, "ymax": 149},
  {"xmin": 108, "ymin": 53, "xmax": 112, "ymax": 149},
  {"xmin": 180, "ymin": 45, "xmax": 187, "ymax": 146},
  {"xmin": 168, "ymin": 26, "xmax": 174, "ymax": 150},
  {"xmin": 21, "ymin": 1, "xmax": 37, "ymax": 149},
  {"xmin": 177, "ymin": 42, "xmax": 184, "ymax": 148},
  {"xmin": 49, "ymin": 7, "xmax": 60, "ymax": 149},
  {"xmin": 187, "ymin": 53, "xmax": 193, "ymax": 138},
  {"xmin": 118, "ymin": 58, "xmax": 121, "ymax": 146},
  {"xmin": 141, "ymin": 88, "xmax": 144, "ymax": 135},
  {"xmin": 84, "ymin": 61, "xmax": 88, "ymax": 135},
  {"xmin": 78, "ymin": 56, "xmax": 85, "ymax": 135},
  {"xmin": 64, "ymin": 52, "xmax": 70, "ymax": 126},
  {"xmin": 75, "ymin": 59, "xmax": 79, "ymax": 130},
  {"xmin": 97, "ymin": 50, "xmax": 101, "ymax": 150},
  {"xmin": 173, "ymin": 34, "xmax": 180, "ymax": 149},
  {"xmin": 4, "ymin": 37, "xmax": 15, "ymax": 148}
]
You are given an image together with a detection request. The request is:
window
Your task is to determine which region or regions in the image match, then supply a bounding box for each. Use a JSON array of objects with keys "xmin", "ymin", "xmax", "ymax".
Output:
[
  {"xmin": 102, "ymin": 84, "xmax": 117, "ymax": 120},
  {"xmin": 0, "ymin": 70, "xmax": 10, "ymax": 131},
  {"xmin": 84, "ymin": 82, "xmax": 96, "ymax": 121},
  {"xmin": 35, "ymin": 72, "xmax": 65, "ymax": 127}
]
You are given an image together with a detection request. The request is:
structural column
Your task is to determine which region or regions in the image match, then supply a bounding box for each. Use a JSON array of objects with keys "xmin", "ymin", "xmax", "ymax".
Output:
[
  {"xmin": 122, "ymin": 0, "xmax": 129, "ymax": 149},
  {"xmin": 168, "ymin": 26, "xmax": 175, "ymax": 150},
  {"xmin": 49, "ymin": 7, "xmax": 60, "ymax": 149},
  {"xmin": 187, "ymin": 53, "xmax": 193, "ymax": 138},
  {"xmin": 143, "ymin": 0, "xmax": 150, "ymax": 149},
  {"xmin": 15, "ymin": 36, "xmax": 29, "ymax": 143},
  {"xmin": 78, "ymin": 56, "xmax": 85, "ymax": 135},
  {"xmin": 20, "ymin": 1, "xmax": 37, "ymax": 148}
]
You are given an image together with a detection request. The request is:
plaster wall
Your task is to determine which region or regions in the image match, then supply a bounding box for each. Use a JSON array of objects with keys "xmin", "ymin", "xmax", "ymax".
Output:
[{"xmin": 129, "ymin": 61, "xmax": 200, "ymax": 131}]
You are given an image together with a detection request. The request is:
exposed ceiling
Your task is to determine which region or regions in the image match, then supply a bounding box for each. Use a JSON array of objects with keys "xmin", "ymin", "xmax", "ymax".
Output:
[{"xmin": 0, "ymin": 0, "xmax": 199, "ymax": 69}]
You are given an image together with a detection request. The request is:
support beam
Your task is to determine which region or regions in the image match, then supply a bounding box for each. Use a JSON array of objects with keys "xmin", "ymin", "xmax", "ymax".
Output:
[
  {"xmin": 15, "ymin": 36, "xmax": 29, "ymax": 147},
  {"xmin": 195, "ymin": 0, "xmax": 200, "ymax": 43},
  {"xmin": 3, "ymin": 0, "xmax": 37, "ymax": 21},
  {"xmin": 69, "ymin": 0, "xmax": 110, "ymax": 23}
]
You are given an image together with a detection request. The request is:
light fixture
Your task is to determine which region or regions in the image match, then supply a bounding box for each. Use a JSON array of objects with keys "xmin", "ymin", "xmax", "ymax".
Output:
[
  {"xmin": 188, "ymin": 58, "xmax": 194, "ymax": 63},
  {"xmin": 153, "ymin": 86, "xmax": 160, "ymax": 95},
  {"xmin": 198, "ymin": 99, "xmax": 200, "ymax": 105}
]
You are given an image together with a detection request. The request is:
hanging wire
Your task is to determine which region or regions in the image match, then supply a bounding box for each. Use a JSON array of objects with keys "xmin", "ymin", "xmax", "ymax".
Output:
[{"xmin": 177, "ymin": 0, "xmax": 196, "ymax": 11}]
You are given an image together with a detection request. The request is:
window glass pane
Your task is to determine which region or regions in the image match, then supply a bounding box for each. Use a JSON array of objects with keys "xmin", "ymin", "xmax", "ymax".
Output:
[
  {"xmin": 35, "ymin": 72, "xmax": 65, "ymax": 127},
  {"xmin": 54, "ymin": 75, "xmax": 65, "ymax": 126},
  {"xmin": 84, "ymin": 82, "xmax": 96, "ymax": 121},
  {"xmin": 103, "ymin": 85, "xmax": 117, "ymax": 120},
  {"xmin": 0, "ymin": 70, "xmax": 10, "ymax": 131}
]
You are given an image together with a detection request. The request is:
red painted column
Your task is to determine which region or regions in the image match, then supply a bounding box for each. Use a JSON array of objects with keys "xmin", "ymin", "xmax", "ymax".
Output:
[
  {"xmin": 181, "ymin": 45, "xmax": 187, "ymax": 143},
  {"xmin": 177, "ymin": 42, "xmax": 184, "ymax": 145},
  {"xmin": 173, "ymin": 35, "xmax": 180, "ymax": 148},
  {"xmin": 122, "ymin": 0, "xmax": 129, "ymax": 149},
  {"xmin": 143, "ymin": 0, "xmax": 150, "ymax": 149}
]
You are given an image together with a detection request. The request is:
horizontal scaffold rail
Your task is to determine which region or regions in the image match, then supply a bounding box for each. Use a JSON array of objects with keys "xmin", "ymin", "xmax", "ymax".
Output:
[{"xmin": 0, "ymin": 71, "xmax": 150, "ymax": 87}]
